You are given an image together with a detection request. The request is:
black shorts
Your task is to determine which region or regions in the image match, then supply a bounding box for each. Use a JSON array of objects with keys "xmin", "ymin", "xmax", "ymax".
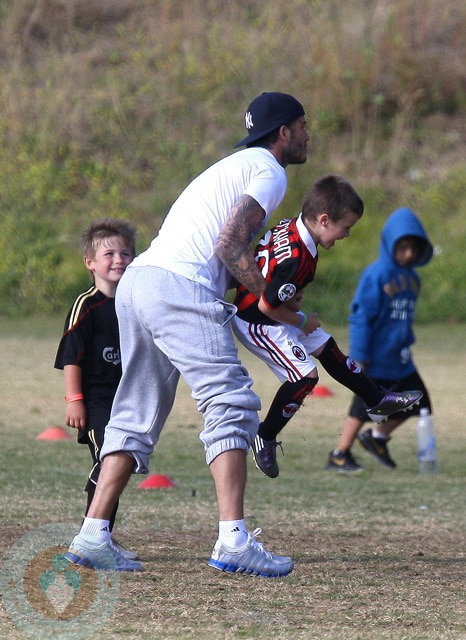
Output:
[
  {"xmin": 349, "ymin": 370, "xmax": 431, "ymax": 422},
  {"xmin": 84, "ymin": 427, "xmax": 105, "ymax": 492}
]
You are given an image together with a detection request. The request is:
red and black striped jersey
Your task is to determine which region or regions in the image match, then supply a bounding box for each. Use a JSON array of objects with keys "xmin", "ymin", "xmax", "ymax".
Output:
[{"xmin": 234, "ymin": 216, "xmax": 318, "ymax": 324}]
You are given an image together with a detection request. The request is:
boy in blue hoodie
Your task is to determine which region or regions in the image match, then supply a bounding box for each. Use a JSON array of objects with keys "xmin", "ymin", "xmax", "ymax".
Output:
[{"xmin": 327, "ymin": 207, "xmax": 434, "ymax": 472}]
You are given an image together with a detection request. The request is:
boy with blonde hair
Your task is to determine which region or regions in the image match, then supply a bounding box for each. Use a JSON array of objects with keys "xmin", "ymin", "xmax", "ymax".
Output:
[{"xmin": 55, "ymin": 218, "xmax": 137, "ymax": 559}]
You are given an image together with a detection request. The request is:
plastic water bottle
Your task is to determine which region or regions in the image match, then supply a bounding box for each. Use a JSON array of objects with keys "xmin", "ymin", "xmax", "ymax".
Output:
[{"xmin": 416, "ymin": 408, "xmax": 437, "ymax": 473}]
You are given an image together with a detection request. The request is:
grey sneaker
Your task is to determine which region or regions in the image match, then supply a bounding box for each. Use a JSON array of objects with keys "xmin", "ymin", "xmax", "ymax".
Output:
[
  {"xmin": 326, "ymin": 449, "xmax": 363, "ymax": 472},
  {"xmin": 366, "ymin": 389, "xmax": 422, "ymax": 423},
  {"xmin": 111, "ymin": 537, "xmax": 139, "ymax": 560},
  {"xmin": 251, "ymin": 435, "xmax": 283, "ymax": 478},
  {"xmin": 65, "ymin": 534, "xmax": 143, "ymax": 571},
  {"xmin": 357, "ymin": 428, "xmax": 396, "ymax": 468},
  {"xmin": 208, "ymin": 528, "xmax": 293, "ymax": 578}
]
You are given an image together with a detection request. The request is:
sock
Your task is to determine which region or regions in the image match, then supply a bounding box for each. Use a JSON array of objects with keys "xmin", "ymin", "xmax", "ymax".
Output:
[
  {"xmin": 316, "ymin": 337, "xmax": 383, "ymax": 407},
  {"xmin": 371, "ymin": 428, "xmax": 388, "ymax": 440},
  {"xmin": 258, "ymin": 377, "xmax": 317, "ymax": 440},
  {"xmin": 81, "ymin": 517, "xmax": 112, "ymax": 542},
  {"xmin": 85, "ymin": 483, "xmax": 119, "ymax": 532},
  {"xmin": 218, "ymin": 519, "xmax": 248, "ymax": 548}
]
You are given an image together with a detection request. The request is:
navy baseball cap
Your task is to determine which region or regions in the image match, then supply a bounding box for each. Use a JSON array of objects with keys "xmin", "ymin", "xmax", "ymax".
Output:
[{"xmin": 234, "ymin": 91, "xmax": 305, "ymax": 148}]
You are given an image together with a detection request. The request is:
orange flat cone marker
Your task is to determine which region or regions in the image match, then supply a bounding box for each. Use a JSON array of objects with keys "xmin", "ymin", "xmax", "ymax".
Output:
[
  {"xmin": 313, "ymin": 385, "xmax": 334, "ymax": 397},
  {"xmin": 137, "ymin": 474, "xmax": 176, "ymax": 489},
  {"xmin": 37, "ymin": 426, "xmax": 72, "ymax": 440}
]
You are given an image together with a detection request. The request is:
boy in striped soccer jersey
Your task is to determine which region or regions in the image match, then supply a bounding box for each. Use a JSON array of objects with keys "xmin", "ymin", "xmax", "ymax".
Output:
[
  {"xmin": 233, "ymin": 175, "xmax": 422, "ymax": 478},
  {"xmin": 55, "ymin": 218, "xmax": 137, "ymax": 559}
]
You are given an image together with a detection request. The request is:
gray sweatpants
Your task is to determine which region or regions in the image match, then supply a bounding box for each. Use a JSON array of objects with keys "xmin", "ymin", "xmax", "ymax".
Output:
[{"xmin": 101, "ymin": 266, "xmax": 261, "ymax": 472}]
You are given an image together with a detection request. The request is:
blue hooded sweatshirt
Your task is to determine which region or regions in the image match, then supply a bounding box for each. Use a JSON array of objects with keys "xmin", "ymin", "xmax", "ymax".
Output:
[{"xmin": 349, "ymin": 207, "xmax": 433, "ymax": 379}]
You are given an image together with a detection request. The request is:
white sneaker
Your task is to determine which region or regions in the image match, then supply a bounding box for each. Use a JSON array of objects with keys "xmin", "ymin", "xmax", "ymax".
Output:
[
  {"xmin": 65, "ymin": 534, "xmax": 143, "ymax": 571},
  {"xmin": 111, "ymin": 537, "xmax": 139, "ymax": 560},
  {"xmin": 208, "ymin": 528, "xmax": 293, "ymax": 578}
]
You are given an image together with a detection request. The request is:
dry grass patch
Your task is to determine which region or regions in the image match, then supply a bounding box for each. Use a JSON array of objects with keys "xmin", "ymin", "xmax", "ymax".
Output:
[{"xmin": 0, "ymin": 321, "xmax": 464, "ymax": 639}]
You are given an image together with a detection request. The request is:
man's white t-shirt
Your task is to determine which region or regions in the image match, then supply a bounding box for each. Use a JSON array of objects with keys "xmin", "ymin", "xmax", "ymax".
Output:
[{"xmin": 131, "ymin": 147, "xmax": 287, "ymax": 297}]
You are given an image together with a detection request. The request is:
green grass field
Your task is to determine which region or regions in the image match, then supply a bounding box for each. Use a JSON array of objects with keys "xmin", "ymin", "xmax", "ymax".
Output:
[{"xmin": 0, "ymin": 319, "xmax": 464, "ymax": 640}]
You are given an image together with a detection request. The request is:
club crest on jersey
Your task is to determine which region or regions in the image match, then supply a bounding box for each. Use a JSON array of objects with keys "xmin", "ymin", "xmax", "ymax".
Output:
[
  {"xmin": 278, "ymin": 283, "xmax": 296, "ymax": 302},
  {"xmin": 282, "ymin": 402, "xmax": 300, "ymax": 419},
  {"xmin": 292, "ymin": 345, "xmax": 306, "ymax": 361},
  {"xmin": 346, "ymin": 357, "xmax": 361, "ymax": 373}
]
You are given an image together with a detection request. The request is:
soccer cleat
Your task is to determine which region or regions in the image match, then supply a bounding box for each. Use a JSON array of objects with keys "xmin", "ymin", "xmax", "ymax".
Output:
[
  {"xmin": 251, "ymin": 435, "xmax": 283, "ymax": 478},
  {"xmin": 208, "ymin": 528, "xmax": 293, "ymax": 578},
  {"xmin": 111, "ymin": 537, "xmax": 139, "ymax": 560},
  {"xmin": 366, "ymin": 389, "xmax": 423, "ymax": 423},
  {"xmin": 356, "ymin": 428, "xmax": 396, "ymax": 468},
  {"xmin": 65, "ymin": 533, "xmax": 143, "ymax": 571},
  {"xmin": 326, "ymin": 449, "xmax": 363, "ymax": 472}
]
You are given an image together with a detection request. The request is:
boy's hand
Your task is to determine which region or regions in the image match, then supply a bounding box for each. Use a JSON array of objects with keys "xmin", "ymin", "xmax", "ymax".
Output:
[
  {"xmin": 66, "ymin": 401, "xmax": 86, "ymax": 430},
  {"xmin": 302, "ymin": 312, "xmax": 321, "ymax": 335}
]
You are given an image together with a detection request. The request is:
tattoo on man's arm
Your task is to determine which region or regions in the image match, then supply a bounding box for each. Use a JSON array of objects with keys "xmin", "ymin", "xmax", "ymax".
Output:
[{"xmin": 215, "ymin": 196, "xmax": 267, "ymax": 298}]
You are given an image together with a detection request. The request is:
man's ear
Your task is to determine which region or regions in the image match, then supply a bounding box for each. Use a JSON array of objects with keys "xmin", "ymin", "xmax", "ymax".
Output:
[{"xmin": 278, "ymin": 123, "xmax": 291, "ymax": 141}]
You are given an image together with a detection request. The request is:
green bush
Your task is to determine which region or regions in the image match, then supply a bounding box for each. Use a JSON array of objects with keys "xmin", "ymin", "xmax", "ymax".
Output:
[{"xmin": 0, "ymin": 0, "xmax": 464, "ymax": 321}]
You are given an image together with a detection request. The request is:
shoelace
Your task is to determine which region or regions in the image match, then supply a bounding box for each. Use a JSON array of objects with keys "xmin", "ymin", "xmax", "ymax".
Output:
[
  {"xmin": 108, "ymin": 538, "xmax": 127, "ymax": 557},
  {"xmin": 249, "ymin": 528, "xmax": 273, "ymax": 560},
  {"xmin": 367, "ymin": 387, "xmax": 401, "ymax": 413},
  {"xmin": 263, "ymin": 440, "xmax": 284, "ymax": 458}
]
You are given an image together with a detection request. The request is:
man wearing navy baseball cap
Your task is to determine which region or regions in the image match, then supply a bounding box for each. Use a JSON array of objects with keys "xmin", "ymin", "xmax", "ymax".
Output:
[
  {"xmin": 65, "ymin": 90, "xmax": 308, "ymax": 579},
  {"xmin": 235, "ymin": 91, "xmax": 306, "ymax": 148}
]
